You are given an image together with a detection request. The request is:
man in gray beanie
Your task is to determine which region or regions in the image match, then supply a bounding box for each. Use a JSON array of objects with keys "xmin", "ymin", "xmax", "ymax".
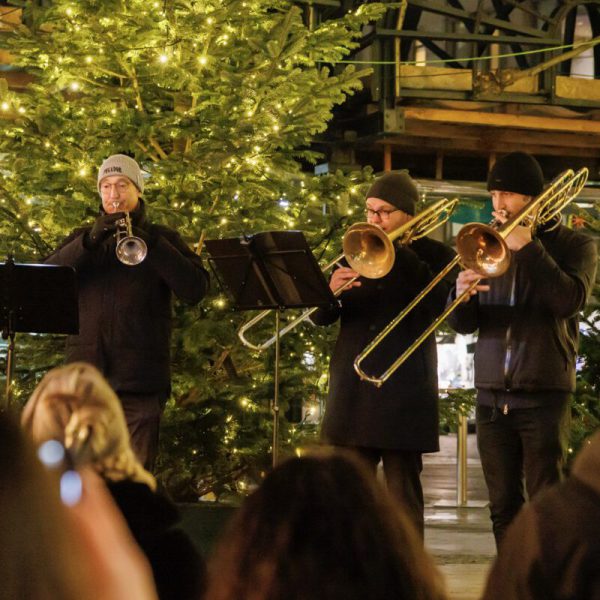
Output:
[
  {"xmin": 447, "ymin": 152, "xmax": 598, "ymax": 549},
  {"xmin": 45, "ymin": 154, "xmax": 210, "ymax": 470},
  {"xmin": 312, "ymin": 170, "xmax": 457, "ymax": 537}
]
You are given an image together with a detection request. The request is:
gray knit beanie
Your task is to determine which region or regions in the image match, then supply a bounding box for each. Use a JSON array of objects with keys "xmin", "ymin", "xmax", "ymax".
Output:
[
  {"xmin": 97, "ymin": 154, "xmax": 144, "ymax": 194},
  {"xmin": 365, "ymin": 171, "xmax": 418, "ymax": 216}
]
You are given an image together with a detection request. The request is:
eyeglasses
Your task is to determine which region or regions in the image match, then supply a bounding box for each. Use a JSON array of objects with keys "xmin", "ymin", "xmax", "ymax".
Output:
[
  {"xmin": 366, "ymin": 207, "xmax": 399, "ymax": 220},
  {"xmin": 100, "ymin": 181, "xmax": 132, "ymax": 194}
]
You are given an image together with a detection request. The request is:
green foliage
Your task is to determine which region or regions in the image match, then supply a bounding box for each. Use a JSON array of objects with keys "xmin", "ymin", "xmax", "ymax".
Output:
[
  {"xmin": 0, "ymin": 0, "xmax": 385, "ymax": 499},
  {"xmin": 571, "ymin": 299, "xmax": 600, "ymax": 459},
  {"xmin": 439, "ymin": 388, "xmax": 476, "ymax": 433}
]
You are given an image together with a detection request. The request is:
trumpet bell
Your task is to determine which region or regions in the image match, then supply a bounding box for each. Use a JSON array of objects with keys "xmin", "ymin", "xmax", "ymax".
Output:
[
  {"xmin": 342, "ymin": 222, "xmax": 395, "ymax": 279},
  {"xmin": 116, "ymin": 236, "xmax": 148, "ymax": 266},
  {"xmin": 455, "ymin": 223, "xmax": 510, "ymax": 277}
]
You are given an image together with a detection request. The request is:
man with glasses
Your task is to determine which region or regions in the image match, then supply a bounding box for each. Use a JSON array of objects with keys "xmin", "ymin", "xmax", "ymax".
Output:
[
  {"xmin": 45, "ymin": 154, "xmax": 209, "ymax": 470},
  {"xmin": 312, "ymin": 170, "xmax": 456, "ymax": 536}
]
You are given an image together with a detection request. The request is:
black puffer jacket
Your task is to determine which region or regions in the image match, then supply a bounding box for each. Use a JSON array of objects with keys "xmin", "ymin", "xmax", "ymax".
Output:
[
  {"xmin": 45, "ymin": 200, "xmax": 209, "ymax": 395},
  {"xmin": 312, "ymin": 237, "xmax": 457, "ymax": 452},
  {"xmin": 447, "ymin": 221, "xmax": 597, "ymax": 393}
]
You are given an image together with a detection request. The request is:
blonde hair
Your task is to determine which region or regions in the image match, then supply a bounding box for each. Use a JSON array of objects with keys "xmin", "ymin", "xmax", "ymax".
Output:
[{"xmin": 21, "ymin": 362, "xmax": 155, "ymax": 490}]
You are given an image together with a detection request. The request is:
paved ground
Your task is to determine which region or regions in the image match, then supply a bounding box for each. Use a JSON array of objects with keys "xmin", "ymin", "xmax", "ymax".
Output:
[{"xmin": 422, "ymin": 434, "xmax": 495, "ymax": 600}]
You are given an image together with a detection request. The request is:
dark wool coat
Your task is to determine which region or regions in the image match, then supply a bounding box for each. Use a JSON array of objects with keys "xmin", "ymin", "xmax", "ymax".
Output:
[
  {"xmin": 447, "ymin": 221, "xmax": 597, "ymax": 396},
  {"xmin": 482, "ymin": 431, "xmax": 600, "ymax": 600},
  {"xmin": 312, "ymin": 237, "xmax": 457, "ymax": 453},
  {"xmin": 45, "ymin": 200, "xmax": 209, "ymax": 395},
  {"xmin": 108, "ymin": 480, "xmax": 206, "ymax": 600}
]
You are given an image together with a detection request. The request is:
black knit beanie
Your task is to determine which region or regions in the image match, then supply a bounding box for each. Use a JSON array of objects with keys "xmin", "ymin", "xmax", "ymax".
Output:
[
  {"xmin": 366, "ymin": 171, "xmax": 418, "ymax": 216},
  {"xmin": 487, "ymin": 152, "xmax": 544, "ymax": 197}
]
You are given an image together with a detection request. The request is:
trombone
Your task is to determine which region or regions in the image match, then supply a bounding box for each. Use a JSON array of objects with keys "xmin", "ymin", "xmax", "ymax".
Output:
[
  {"xmin": 354, "ymin": 168, "xmax": 589, "ymax": 387},
  {"xmin": 238, "ymin": 197, "xmax": 459, "ymax": 351}
]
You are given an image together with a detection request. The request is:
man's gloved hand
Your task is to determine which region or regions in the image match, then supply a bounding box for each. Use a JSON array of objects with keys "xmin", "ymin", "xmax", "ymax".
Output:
[{"xmin": 87, "ymin": 213, "xmax": 123, "ymax": 248}]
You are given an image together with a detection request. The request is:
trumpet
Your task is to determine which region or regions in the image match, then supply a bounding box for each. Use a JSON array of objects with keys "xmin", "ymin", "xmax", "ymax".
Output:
[
  {"xmin": 114, "ymin": 211, "xmax": 148, "ymax": 266},
  {"xmin": 238, "ymin": 197, "xmax": 459, "ymax": 351},
  {"xmin": 354, "ymin": 167, "xmax": 589, "ymax": 387}
]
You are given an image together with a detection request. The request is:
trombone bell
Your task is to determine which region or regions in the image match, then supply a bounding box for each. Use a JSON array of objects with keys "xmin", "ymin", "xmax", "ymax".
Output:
[
  {"xmin": 342, "ymin": 223, "xmax": 395, "ymax": 279},
  {"xmin": 455, "ymin": 223, "xmax": 510, "ymax": 277}
]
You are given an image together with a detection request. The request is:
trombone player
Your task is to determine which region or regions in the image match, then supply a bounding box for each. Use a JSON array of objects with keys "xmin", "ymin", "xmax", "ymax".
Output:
[
  {"xmin": 447, "ymin": 152, "xmax": 598, "ymax": 549},
  {"xmin": 45, "ymin": 154, "xmax": 210, "ymax": 470},
  {"xmin": 312, "ymin": 171, "xmax": 457, "ymax": 537}
]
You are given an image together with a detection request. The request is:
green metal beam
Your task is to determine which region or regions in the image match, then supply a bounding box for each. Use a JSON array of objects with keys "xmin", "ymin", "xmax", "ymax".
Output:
[
  {"xmin": 295, "ymin": 0, "xmax": 341, "ymax": 7},
  {"xmin": 376, "ymin": 28, "xmax": 561, "ymax": 47},
  {"xmin": 407, "ymin": 0, "xmax": 550, "ymax": 39}
]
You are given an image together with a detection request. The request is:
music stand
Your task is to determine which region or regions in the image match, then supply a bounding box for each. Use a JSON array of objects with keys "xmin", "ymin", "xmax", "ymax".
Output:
[
  {"xmin": 0, "ymin": 257, "xmax": 78, "ymax": 410},
  {"xmin": 205, "ymin": 231, "xmax": 336, "ymax": 466}
]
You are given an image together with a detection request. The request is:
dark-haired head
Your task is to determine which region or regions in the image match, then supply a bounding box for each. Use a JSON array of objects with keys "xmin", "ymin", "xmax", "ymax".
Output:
[{"xmin": 205, "ymin": 449, "xmax": 447, "ymax": 600}]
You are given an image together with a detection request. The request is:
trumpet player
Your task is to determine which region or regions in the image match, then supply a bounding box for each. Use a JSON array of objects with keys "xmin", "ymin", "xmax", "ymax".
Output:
[
  {"xmin": 45, "ymin": 154, "xmax": 209, "ymax": 470},
  {"xmin": 312, "ymin": 171, "xmax": 457, "ymax": 537},
  {"xmin": 447, "ymin": 152, "xmax": 598, "ymax": 549}
]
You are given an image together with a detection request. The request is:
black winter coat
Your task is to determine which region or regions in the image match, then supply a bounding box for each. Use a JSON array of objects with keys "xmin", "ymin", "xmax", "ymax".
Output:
[
  {"xmin": 312, "ymin": 237, "xmax": 457, "ymax": 452},
  {"xmin": 447, "ymin": 222, "xmax": 597, "ymax": 394},
  {"xmin": 45, "ymin": 201, "xmax": 209, "ymax": 395}
]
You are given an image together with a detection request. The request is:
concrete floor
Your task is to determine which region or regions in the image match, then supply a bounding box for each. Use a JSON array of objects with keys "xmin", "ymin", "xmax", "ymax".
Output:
[{"xmin": 422, "ymin": 434, "xmax": 495, "ymax": 600}]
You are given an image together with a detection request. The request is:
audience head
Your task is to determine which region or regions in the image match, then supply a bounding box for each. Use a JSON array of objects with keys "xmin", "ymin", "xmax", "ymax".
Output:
[
  {"xmin": 0, "ymin": 411, "xmax": 92, "ymax": 599},
  {"xmin": 21, "ymin": 362, "xmax": 155, "ymax": 490},
  {"xmin": 205, "ymin": 448, "xmax": 447, "ymax": 600}
]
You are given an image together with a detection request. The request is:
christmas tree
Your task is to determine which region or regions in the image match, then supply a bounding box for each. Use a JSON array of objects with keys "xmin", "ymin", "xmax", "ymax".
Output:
[{"xmin": 0, "ymin": 0, "xmax": 385, "ymax": 499}]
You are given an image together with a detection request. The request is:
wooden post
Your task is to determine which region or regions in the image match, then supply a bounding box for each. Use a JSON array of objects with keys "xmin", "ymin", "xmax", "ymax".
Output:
[{"xmin": 384, "ymin": 144, "xmax": 392, "ymax": 172}]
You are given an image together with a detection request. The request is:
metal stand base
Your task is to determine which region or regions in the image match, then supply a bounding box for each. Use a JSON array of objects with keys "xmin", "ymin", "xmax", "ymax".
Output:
[{"xmin": 433, "ymin": 499, "xmax": 489, "ymax": 508}]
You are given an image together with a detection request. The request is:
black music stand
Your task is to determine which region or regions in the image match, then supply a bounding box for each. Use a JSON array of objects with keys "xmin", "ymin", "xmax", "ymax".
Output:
[
  {"xmin": 0, "ymin": 257, "xmax": 78, "ymax": 410},
  {"xmin": 205, "ymin": 231, "xmax": 336, "ymax": 466}
]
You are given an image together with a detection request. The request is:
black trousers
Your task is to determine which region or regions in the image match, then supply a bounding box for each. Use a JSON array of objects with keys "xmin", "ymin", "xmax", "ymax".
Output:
[
  {"xmin": 476, "ymin": 398, "xmax": 570, "ymax": 549},
  {"xmin": 120, "ymin": 391, "xmax": 167, "ymax": 472},
  {"xmin": 346, "ymin": 446, "xmax": 425, "ymax": 539}
]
